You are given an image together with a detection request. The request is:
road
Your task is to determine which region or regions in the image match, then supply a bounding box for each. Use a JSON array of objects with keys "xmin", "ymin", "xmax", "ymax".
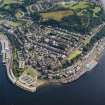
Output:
[{"xmin": 0, "ymin": 34, "xmax": 16, "ymax": 83}]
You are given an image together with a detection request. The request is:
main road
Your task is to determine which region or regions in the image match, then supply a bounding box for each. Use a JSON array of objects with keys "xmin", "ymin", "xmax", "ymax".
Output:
[{"xmin": 0, "ymin": 34, "xmax": 16, "ymax": 83}]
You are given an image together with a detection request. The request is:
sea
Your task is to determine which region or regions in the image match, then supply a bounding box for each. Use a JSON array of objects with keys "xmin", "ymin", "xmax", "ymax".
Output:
[{"xmin": 1, "ymin": 53, "xmax": 105, "ymax": 105}]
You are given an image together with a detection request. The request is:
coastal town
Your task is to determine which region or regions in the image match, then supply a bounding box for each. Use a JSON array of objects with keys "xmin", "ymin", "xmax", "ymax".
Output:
[{"xmin": 0, "ymin": 0, "xmax": 105, "ymax": 92}]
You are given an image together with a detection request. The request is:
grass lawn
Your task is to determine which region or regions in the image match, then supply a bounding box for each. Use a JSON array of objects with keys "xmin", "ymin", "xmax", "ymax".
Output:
[
  {"xmin": 24, "ymin": 66, "xmax": 38, "ymax": 79},
  {"xmin": 55, "ymin": 1, "xmax": 101, "ymax": 16},
  {"xmin": 56, "ymin": 1, "xmax": 91, "ymax": 10},
  {"xmin": 2, "ymin": 0, "xmax": 23, "ymax": 5},
  {"xmin": 40, "ymin": 10, "xmax": 74, "ymax": 21},
  {"xmin": 9, "ymin": 21, "xmax": 21, "ymax": 27},
  {"xmin": 66, "ymin": 50, "xmax": 82, "ymax": 60},
  {"xmin": 41, "ymin": 1, "xmax": 101, "ymax": 22},
  {"xmin": 93, "ymin": 6, "xmax": 101, "ymax": 17},
  {"xmin": 13, "ymin": 48, "xmax": 17, "ymax": 60},
  {"xmin": 15, "ymin": 10, "xmax": 24, "ymax": 18},
  {"xmin": 7, "ymin": 20, "xmax": 26, "ymax": 27},
  {"xmin": 70, "ymin": 1, "xmax": 91, "ymax": 10}
]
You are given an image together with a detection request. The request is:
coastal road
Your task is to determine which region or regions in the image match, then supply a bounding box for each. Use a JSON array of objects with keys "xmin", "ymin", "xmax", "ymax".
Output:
[{"xmin": 0, "ymin": 34, "xmax": 16, "ymax": 83}]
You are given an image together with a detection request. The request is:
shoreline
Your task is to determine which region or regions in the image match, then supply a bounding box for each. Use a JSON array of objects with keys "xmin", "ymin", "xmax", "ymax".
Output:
[
  {"xmin": 1, "ymin": 34, "xmax": 105, "ymax": 93},
  {"xmin": 48, "ymin": 38, "xmax": 105, "ymax": 85}
]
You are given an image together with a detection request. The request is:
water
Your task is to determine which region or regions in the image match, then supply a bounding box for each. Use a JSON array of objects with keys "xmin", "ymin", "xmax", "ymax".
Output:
[{"xmin": 1, "ymin": 54, "xmax": 105, "ymax": 105}]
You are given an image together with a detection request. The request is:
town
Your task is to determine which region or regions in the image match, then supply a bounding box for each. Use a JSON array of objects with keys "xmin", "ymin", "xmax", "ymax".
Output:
[{"xmin": 0, "ymin": 0, "xmax": 105, "ymax": 92}]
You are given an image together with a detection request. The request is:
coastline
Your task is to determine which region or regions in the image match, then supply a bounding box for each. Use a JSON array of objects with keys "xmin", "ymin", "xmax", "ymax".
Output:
[
  {"xmin": 0, "ymin": 34, "xmax": 16, "ymax": 84},
  {"xmin": 1, "ymin": 34, "xmax": 105, "ymax": 93},
  {"xmin": 49, "ymin": 38, "xmax": 105, "ymax": 85},
  {"xmin": 15, "ymin": 37, "xmax": 105, "ymax": 91},
  {"xmin": 0, "ymin": 34, "xmax": 37, "ymax": 92}
]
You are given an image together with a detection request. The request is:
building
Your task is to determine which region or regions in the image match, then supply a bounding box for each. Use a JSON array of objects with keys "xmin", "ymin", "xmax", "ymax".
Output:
[{"xmin": 17, "ymin": 51, "xmax": 25, "ymax": 69}]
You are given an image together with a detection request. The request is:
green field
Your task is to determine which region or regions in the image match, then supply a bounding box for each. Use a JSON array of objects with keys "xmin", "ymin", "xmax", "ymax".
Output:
[
  {"xmin": 12, "ymin": 48, "xmax": 24, "ymax": 78},
  {"xmin": 6, "ymin": 20, "xmax": 26, "ymax": 27},
  {"xmin": 66, "ymin": 50, "xmax": 82, "ymax": 61},
  {"xmin": 40, "ymin": 10, "xmax": 74, "ymax": 21},
  {"xmin": 64, "ymin": 1, "xmax": 101, "ymax": 16},
  {"xmin": 41, "ymin": 1, "xmax": 101, "ymax": 22},
  {"xmin": 58, "ymin": 1, "xmax": 91, "ymax": 10},
  {"xmin": 9, "ymin": 21, "xmax": 21, "ymax": 27},
  {"xmin": 24, "ymin": 66, "xmax": 37, "ymax": 78},
  {"xmin": 15, "ymin": 10, "xmax": 24, "ymax": 19},
  {"xmin": 3, "ymin": 0, "xmax": 23, "ymax": 4},
  {"xmin": 93, "ymin": 7, "xmax": 101, "ymax": 17}
]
